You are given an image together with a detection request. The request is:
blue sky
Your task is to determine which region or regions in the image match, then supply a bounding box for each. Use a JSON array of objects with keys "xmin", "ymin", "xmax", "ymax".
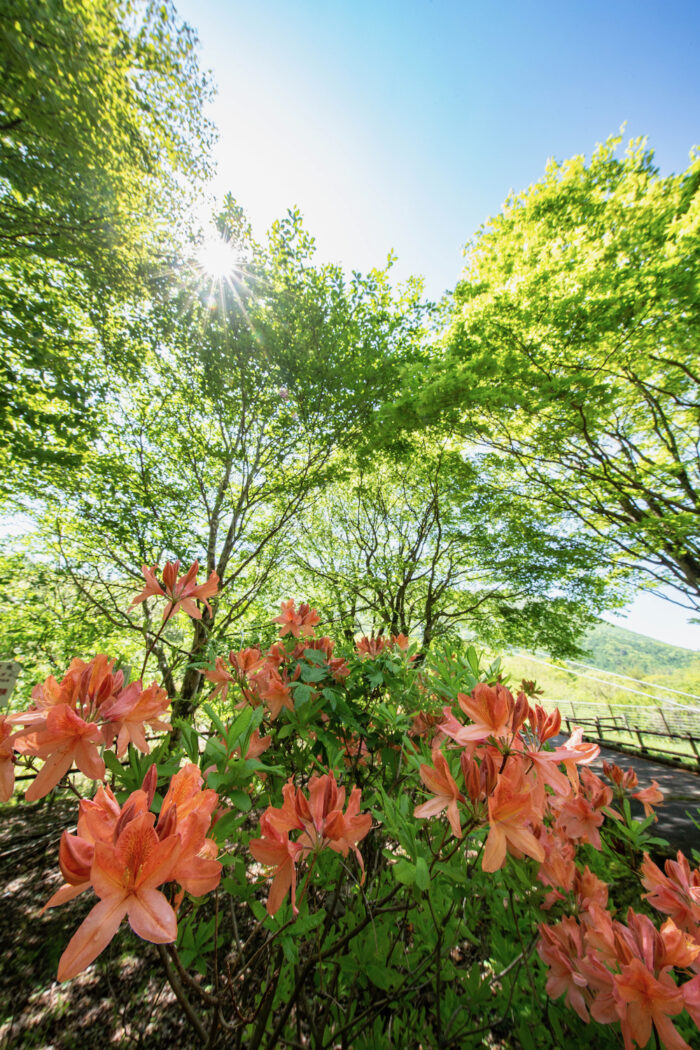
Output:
[{"xmin": 175, "ymin": 0, "xmax": 700, "ymax": 648}]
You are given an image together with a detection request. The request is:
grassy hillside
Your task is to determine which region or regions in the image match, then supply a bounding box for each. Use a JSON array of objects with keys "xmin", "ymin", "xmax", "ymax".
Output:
[{"xmin": 496, "ymin": 620, "xmax": 700, "ymax": 708}]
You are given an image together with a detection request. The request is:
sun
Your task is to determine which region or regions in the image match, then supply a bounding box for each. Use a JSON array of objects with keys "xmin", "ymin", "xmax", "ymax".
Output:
[{"xmin": 196, "ymin": 234, "xmax": 240, "ymax": 280}]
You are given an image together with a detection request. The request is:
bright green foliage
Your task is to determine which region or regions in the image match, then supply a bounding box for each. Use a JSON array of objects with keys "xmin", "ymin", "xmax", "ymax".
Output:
[
  {"xmin": 287, "ymin": 438, "xmax": 620, "ymax": 656},
  {"xmin": 0, "ymin": 552, "xmax": 141, "ymax": 706},
  {"xmin": 7, "ymin": 604, "xmax": 691, "ymax": 1049},
  {"xmin": 29, "ymin": 203, "xmax": 430, "ymax": 718},
  {"xmin": 0, "ymin": 0, "xmax": 213, "ymax": 478},
  {"xmin": 395, "ymin": 135, "xmax": 700, "ymax": 610}
]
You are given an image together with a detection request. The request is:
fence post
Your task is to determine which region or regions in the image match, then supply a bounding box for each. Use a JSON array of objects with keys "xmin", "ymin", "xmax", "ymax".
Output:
[
  {"xmin": 635, "ymin": 727, "xmax": 646, "ymax": 753},
  {"xmin": 687, "ymin": 735, "xmax": 700, "ymax": 769},
  {"xmin": 657, "ymin": 707, "xmax": 672, "ymax": 735}
]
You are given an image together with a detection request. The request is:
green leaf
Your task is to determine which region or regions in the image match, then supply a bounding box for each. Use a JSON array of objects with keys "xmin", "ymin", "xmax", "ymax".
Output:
[
  {"xmin": 414, "ymin": 856, "xmax": 430, "ymax": 892},
  {"xmin": 392, "ymin": 859, "xmax": 416, "ymax": 885}
]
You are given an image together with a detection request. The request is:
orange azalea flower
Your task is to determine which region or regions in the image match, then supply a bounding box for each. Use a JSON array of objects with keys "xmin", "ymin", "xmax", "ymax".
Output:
[
  {"xmin": 527, "ymin": 703, "xmax": 561, "ymax": 744},
  {"xmin": 274, "ymin": 599, "xmax": 319, "ymax": 639},
  {"xmin": 44, "ymin": 781, "xmax": 149, "ymax": 911},
  {"xmin": 482, "ymin": 773, "xmax": 545, "ymax": 872},
  {"xmin": 356, "ymin": 634, "xmax": 389, "ymax": 658},
  {"xmin": 100, "ymin": 681, "xmax": 171, "ymax": 757},
  {"xmin": 441, "ymin": 683, "xmax": 523, "ymax": 745},
  {"xmin": 324, "ymin": 786, "xmax": 373, "ymax": 880},
  {"xmin": 603, "ymin": 760, "xmax": 638, "ymax": 791},
  {"xmin": 641, "ymin": 852, "xmax": 700, "ymax": 936},
  {"xmin": 130, "ymin": 559, "xmax": 219, "ymax": 621},
  {"xmin": 633, "ymin": 780, "xmax": 664, "ymax": 819},
  {"xmin": 657, "ymin": 919, "xmax": 700, "ymax": 972},
  {"xmin": 295, "ymin": 773, "xmax": 348, "ymax": 848},
  {"xmin": 252, "ymin": 665, "xmax": 295, "ymax": 720},
  {"xmin": 407, "ymin": 711, "xmax": 447, "ymax": 754},
  {"xmin": 574, "ymin": 866, "xmax": 609, "ymax": 913},
  {"xmin": 414, "ymin": 750, "xmax": 466, "ymax": 839},
  {"xmin": 251, "ymin": 773, "xmax": 371, "ymax": 915},
  {"xmin": 204, "ymin": 656, "xmax": 236, "ymax": 702},
  {"xmin": 230, "ymin": 647, "xmax": 265, "ymax": 676},
  {"xmin": 241, "ymin": 728, "xmax": 272, "ymax": 761},
  {"xmin": 49, "ymin": 765, "xmax": 221, "ymax": 980},
  {"xmin": 12, "ymin": 655, "xmax": 125, "ymax": 730},
  {"xmin": 460, "ymin": 749, "xmax": 498, "ymax": 803},
  {"xmin": 160, "ymin": 762, "xmax": 218, "ymax": 825},
  {"xmin": 249, "ymin": 812, "xmax": 303, "ymax": 915},
  {"xmin": 16, "ymin": 704, "xmax": 105, "ymax": 801},
  {"xmin": 266, "ymin": 780, "xmax": 305, "ymax": 836},
  {"xmin": 293, "ymin": 635, "xmax": 334, "ymax": 661},
  {"xmin": 613, "ymin": 957, "xmax": 688, "ymax": 1050},
  {"xmin": 0, "ymin": 715, "xmax": 14, "ymax": 802},
  {"xmin": 162, "ymin": 806, "xmax": 221, "ymax": 897},
  {"xmin": 10, "ymin": 656, "xmax": 171, "ymax": 799},
  {"xmin": 57, "ymin": 811, "xmax": 181, "ymax": 981},
  {"xmin": 537, "ymin": 916, "xmax": 591, "ymax": 1021},
  {"xmin": 552, "ymin": 792, "xmax": 606, "ymax": 850},
  {"xmin": 536, "ymin": 826, "xmax": 576, "ymax": 908}
]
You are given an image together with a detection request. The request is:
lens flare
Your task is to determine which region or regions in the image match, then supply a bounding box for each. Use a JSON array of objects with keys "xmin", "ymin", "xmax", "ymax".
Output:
[{"xmin": 197, "ymin": 235, "xmax": 239, "ymax": 280}]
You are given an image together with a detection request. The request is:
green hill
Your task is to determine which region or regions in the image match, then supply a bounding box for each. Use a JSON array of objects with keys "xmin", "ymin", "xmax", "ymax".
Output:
[
  {"xmin": 582, "ymin": 621, "xmax": 700, "ymax": 681},
  {"xmin": 497, "ymin": 620, "xmax": 700, "ymax": 708}
]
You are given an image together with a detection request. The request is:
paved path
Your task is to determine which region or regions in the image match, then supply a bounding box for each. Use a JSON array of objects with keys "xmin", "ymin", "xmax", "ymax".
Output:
[{"xmin": 592, "ymin": 745, "xmax": 700, "ymax": 855}]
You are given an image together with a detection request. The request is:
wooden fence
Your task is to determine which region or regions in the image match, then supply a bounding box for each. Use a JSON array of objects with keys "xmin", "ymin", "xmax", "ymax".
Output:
[{"xmin": 543, "ymin": 699, "xmax": 700, "ymax": 770}]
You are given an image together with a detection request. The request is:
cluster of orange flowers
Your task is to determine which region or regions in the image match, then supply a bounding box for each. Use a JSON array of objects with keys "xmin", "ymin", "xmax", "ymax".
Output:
[
  {"xmin": 355, "ymin": 632, "xmax": 412, "ymax": 658},
  {"xmin": 205, "ymin": 601, "xmax": 354, "ymax": 719},
  {"xmin": 249, "ymin": 771, "xmax": 372, "ymax": 915},
  {"xmin": 412, "ymin": 683, "xmax": 602, "ymax": 870},
  {"xmin": 0, "ymin": 561, "xmax": 222, "ymax": 804},
  {"xmin": 538, "ymin": 863, "xmax": 700, "ymax": 1050},
  {"xmin": 0, "ymin": 656, "xmax": 171, "ymax": 802},
  {"xmin": 205, "ymin": 603, "xmax": 416, "ymax": 723},
  {"xmin": 46, "ymin": 763, "xmax": 222, "ymax": 981},
  {"xmin": 6, "ymin": 563, "xmax": 698, "ymax": 1050},
  {"xmin": 129, "ymin": 559, "xmax": 219, "ymax": 622},
  {"xmin": 410, "ymin": 681, "xmax": 700, "ymax": 1047}
]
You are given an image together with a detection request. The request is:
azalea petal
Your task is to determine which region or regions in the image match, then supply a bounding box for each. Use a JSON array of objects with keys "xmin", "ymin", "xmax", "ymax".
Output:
[
  {"xmin": 0, "ymin": 758, "xmax": 14, "ymax": 802},
  {"xmin": 446, "ymin": 799, "xmax": 463, "ymax": 839},
  {"xmin": 267, "ymin": 859, "xmax": 294, "ymax": 916},
  {"xmin": 175, "ymin": 857, "xmax": 222, "ymax": 896},
  {"xmin": 128, "ymin": 889, "xmax": 177, "ymax": 942},
  {"xmin": 139, "ymin": 833, "xmax": 181, "ymax": 889},
  {"xmin": 414, "ymin": 797, "xmax": 448, "ymax": 819},
  {"xmin": 505, "ymin": 825, "xmax": 545, "ymax": 863},
  {"xmin": 25, "ymin": 750, "xmax": 73, "ymax": 802},
  {"xmin": 91, "ymin": 841, "xmax": 129, "ymax": 898},
  {"xmin": 74, "ymin": 739, "xmax": 106, "ymax": 781},
  {"xmin": 482, "ymin": 827, "xmax": 507, "ymax": 872},
  {"xmin": 250, "ymin": 838, "xmax": 290, "ymax": 866},
  {"xmin": 42, "ymin": 881, "xmax": 90, "ymax": 911},
  {"xmin": 57, "ymin": 895, "xmax": 128, "ymax": 981}
]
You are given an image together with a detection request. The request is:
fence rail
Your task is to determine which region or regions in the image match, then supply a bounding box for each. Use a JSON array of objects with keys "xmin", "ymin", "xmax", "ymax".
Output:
[{"xmin": 542, "ymin": 699, "xmax": 700, "ymax": 770}]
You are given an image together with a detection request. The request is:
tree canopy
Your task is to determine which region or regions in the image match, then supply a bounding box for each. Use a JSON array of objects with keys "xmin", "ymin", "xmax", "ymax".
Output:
[
  {"xmin": 24, "ymin": 202, "xmax": 432, "ymax": 719},
  {"xmin": 389, "ymin": 135, "xmax": 700, "ymax": 611},
  {"xmin": 0, "ymin": 0, "xmax": 214, "ymax": 479},
  {"xmin": 286, "ymin": 439, "xmax": 616, "ymax": 657}
]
